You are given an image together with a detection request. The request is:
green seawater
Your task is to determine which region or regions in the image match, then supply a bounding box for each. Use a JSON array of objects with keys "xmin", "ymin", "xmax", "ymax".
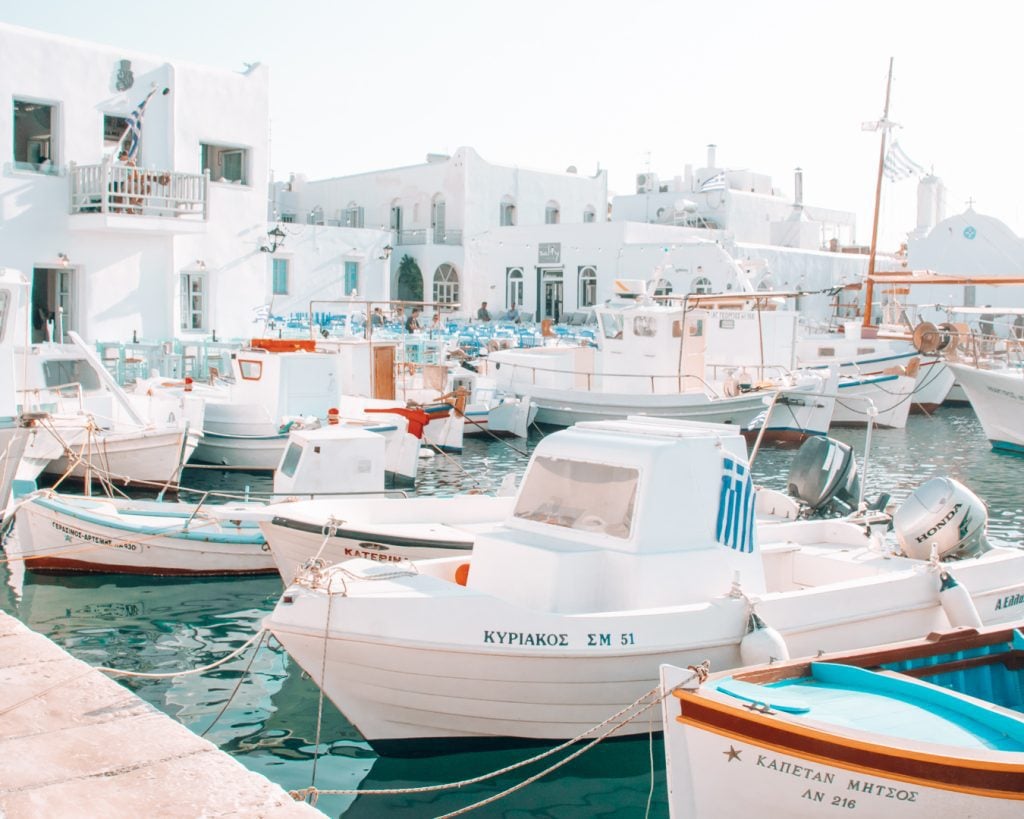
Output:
[{"xmin": 1, "ymin": 408, "xmax": 1021, "ymax": 818}]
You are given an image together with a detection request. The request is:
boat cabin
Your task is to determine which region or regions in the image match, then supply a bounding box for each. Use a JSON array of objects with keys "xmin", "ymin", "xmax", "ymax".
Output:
[{"xmin": 468, "ymin": 417, "xmax": 768, "ymax": 613}]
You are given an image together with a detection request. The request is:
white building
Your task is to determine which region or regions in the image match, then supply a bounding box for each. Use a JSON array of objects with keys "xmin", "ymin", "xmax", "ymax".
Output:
[
  {"xmin": 0, "ymin": 23, "xmax": 390, "ymax": 344},
  {"xmin": 611, "ymin": 145, "xmax": 858, "ymax": 251},
  {"xmin": 282, "ymin": 147, "xmax": 608, "ymax": 317}
]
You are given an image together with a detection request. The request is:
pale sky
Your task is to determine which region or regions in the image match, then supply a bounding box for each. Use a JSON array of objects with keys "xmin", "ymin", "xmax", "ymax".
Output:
[{"xmin": 4, "ymin": 1, "xmax": 1020, "ymax": 251}]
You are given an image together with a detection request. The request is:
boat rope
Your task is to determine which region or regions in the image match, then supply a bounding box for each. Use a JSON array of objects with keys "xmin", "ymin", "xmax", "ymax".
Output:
[
  {"xmin": 199, "ymin": 630, "xmax": 268, "ymax": 738},
  {"xmin": 95, "ymin": 628, "xmax": 267, "ymax": 678},
  {"xmin": 451, "ymin": 404, "xmax": 529, "ymax": 458},
  {"xmin": 421, "ymin": 436, "xmax": 484, "ymax": 491},
  {"xmin": 289, "ymin": 663, "xmax": 709, "ymax": 808},
  {"xmin": 308, "ymin": 579, "xmax": 337, "ymax": 789},
  {"xmin": 0, "ymin": 629, "xmax": 268, "ymax": 717}
]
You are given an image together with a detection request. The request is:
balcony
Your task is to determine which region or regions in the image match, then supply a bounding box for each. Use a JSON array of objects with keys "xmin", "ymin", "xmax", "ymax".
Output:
[{"xmin": 68, "ymin": 160, "xmax": 209, "ymax": 234}]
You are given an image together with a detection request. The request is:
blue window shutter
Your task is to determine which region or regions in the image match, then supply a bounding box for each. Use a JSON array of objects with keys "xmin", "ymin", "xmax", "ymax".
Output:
[{"xmin": 344, "ymin": 261, "xmax": 359, "ymax": 294}]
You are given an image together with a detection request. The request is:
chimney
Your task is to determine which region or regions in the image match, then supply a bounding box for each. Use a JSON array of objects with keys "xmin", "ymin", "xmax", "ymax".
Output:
[
  {"xmin": 707, "ymin": 144, "xmax": 717, "ymax": 169},
  {"xmin": 793, "ymin": 167, "xmax": 804, "ymax": 208}
]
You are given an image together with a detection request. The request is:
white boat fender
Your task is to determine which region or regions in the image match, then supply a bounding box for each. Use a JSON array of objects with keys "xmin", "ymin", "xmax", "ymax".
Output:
[
  {"xmin": 739, "ymin": 612, "xmax": 790, "ymax": 666},
  {"xmin": 938, "ymin": 570, "xmax": 983, "ymax": 629}
]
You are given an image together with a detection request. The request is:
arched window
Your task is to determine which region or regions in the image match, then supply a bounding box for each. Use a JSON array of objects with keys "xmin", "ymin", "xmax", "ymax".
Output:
[
  {"xmin": 545, "ymin": 201, "xmax": 560, "ymax": 224},
  {"xmin": 691, "ymin": 276, "xmax": 712, "ymax": 295},
  {"xmin": 433, "ymin": 263, "xmax": 459, "ymax": 305},
  {"xmin": 583, "ymin": 205, "xmax": 596, "ymax": 223},
  {"xmin": 654, "ymin": 279, "xmax": 673, "ymax": 297},
  {"xmin": 343, "ymin": 201, "xmax": 364, "ymax": 227},
  {"xmin": 506, "ymin": 267, "xmax": 524, "ymax": 308},
  {"xmin": 500, "ymin": 196, "xmax": 517, "ymax": 226},
  {"xmin": 578, "ymin": 265, "xmax": 597, "ymax": 307},
  {"xmin": 757, "ymin": 274, "xmax": 776, "ymax": 292}
]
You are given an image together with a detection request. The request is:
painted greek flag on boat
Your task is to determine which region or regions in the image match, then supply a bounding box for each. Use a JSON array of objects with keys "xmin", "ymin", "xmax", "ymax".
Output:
[{"xmin": 716, "ymin": 456, "xmax": 756, "ymax": 552}]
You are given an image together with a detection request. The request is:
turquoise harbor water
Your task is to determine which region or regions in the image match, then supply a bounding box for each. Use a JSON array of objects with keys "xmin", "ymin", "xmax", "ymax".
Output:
[{"xmin": 2, "ymin": 407, "xmax": 1022, "ymax": 818}]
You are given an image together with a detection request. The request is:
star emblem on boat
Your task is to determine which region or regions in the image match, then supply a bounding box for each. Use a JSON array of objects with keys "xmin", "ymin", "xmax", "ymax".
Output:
[{"xmin": 723, "ymin": 745, "xmax": 742, "ymax": 762}]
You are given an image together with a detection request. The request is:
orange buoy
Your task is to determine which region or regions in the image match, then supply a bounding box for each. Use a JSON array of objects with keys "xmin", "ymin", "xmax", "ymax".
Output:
[
  {"xmin": 327, "ymin": 407, "xmax": 340, "ymax": 425},
  {"xmin": 184, "ymin": 377, "xmax": 193, "ymax": 392},
  {"xmin": 454, "ymin": 563, "xmax": 470, "ymax": 586}
]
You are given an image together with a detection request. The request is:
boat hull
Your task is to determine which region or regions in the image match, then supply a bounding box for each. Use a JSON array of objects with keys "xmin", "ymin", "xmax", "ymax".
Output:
[
  {"xmin": 946, "ymin": 363, "xmax": 1024, "ymax": 452},
  {"xmin": 12, "ymin": 495, "xmax": 275, "ymax": 575},
  {"xmin": 661, "ymin": 676, "xmax": 1023, "ymax": 819},
  {"xmin": 266, "ymin": 547, "xmax": 1024, "ymax": 752},
  {"xmin": 831, "ymin": 374, "xmax": 916, "ymax": 428}
]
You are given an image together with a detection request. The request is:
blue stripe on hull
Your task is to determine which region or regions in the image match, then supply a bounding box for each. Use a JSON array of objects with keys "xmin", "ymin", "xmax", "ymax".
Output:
[{"xmin": 991, "ymin": 439, "xmax": 1024, "ymax": 455}]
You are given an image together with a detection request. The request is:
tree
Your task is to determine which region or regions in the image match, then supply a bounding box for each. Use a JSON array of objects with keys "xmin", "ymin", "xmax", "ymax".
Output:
[{"xmin": 396, "ymin": 254, "xmax": 423, "ymax": 302}]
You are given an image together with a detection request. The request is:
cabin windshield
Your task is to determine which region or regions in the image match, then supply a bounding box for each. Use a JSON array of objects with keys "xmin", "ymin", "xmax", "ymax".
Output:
[
  {"xmin": 0, "ymin": 290, "xmax": 9, "ymax": 343},
  {"xmin": 599, "ymin": 312, "xmax": 624, "ymax": 340},
  {"xmin": 42, "ymin": 359, "xmax": 101, "ymax": 391},
  {"xmin": 513, "ymin": 455, "xmax": 638, "ymax": 539}
]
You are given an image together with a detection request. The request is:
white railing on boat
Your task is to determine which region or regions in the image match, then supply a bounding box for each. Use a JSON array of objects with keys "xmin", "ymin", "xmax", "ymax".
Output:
[
  {"xmin": 17, "ymin": 382, "xmax": 86, "ymax": 415},
  {"xmin": 493, "ymin": 360, "xmax": 727, "ymax": 397},
  {"xmin": 69, "ymin": 159, "xmax": 209, "ymax": 220}
]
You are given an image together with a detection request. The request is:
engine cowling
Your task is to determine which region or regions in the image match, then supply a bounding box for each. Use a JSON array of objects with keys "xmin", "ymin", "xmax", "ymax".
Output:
[{"xmin": 894, "ymin": 476, "xmax": 989, "ymax": 561}]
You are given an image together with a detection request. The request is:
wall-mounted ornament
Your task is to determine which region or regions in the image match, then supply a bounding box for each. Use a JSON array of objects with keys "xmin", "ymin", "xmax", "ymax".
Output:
[{"xmin": 115, "ymin": 59, "xmax": 134, "ymax": 91}]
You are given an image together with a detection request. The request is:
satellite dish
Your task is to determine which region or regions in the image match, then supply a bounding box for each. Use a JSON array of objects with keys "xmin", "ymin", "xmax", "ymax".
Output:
[{"xmin": 912, "ymin": 321, "xmax": 942, "ymax": 354}]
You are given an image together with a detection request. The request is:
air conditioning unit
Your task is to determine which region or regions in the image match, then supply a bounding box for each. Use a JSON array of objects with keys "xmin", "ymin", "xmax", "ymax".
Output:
[{"xmin": 636, "ymin": 172, "xmax": 659, "ymax": 194}]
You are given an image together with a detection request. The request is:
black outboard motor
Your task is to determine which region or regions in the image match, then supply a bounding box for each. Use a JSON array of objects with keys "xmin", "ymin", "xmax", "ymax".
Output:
[{"xmin": 787, "ymin": 436, "xmax": 860, "ymax": 516}]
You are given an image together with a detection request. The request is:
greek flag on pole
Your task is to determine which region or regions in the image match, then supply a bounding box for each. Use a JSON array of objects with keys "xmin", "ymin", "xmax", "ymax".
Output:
[
  {"xmin": 883, "ymin": 141, "xmax": 924, "ymax": 182},
  {"xmin": 124, "ymin": 88, "xmax": 159, "ymax": 160},
  {"xmin": 716, "ymin": 456, "xmax": 756, "ymax": 552},
  {"xmin": 699, "ymin": 172, "xmax": 727, "ymax": 192}
]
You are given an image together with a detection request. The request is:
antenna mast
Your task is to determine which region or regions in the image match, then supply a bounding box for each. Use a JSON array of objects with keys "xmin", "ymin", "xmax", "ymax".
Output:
[{"xmin": 863, "ymin": 57, "xmax": 894, "ymax": 328}]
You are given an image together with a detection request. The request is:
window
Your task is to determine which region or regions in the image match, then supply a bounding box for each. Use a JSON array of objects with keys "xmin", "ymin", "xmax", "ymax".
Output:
[
  {"xmin": 344, "ymin": 204, "xmax": 364, "ymax": 228},
  {"xmin": 238, "ymin": 360, "xmax": 263, "ymax": 380},
  {"xmin": 633, "ymin": 316, "xmax": 657, "ymax": 337},
  {"xmin": 583, "ymin": 206, "xmax": 596, "ymax": 223},
  {"xmin": 180, "ymin": 271, "xmax": 207, "ymax": 331},
  {"xmin": 545, "ymin": 201, "xmax": 560, "ymax": 224},
  {"xmin": 691, "ymin": 276, "xmax": 713, "ymax": 295},
  {"xmin": 279, "ymin": 442, "xmax": 302, "ymax": 477},
  {"xmin": 433, "ymin": 263, "xmax": 459, "ymax": 305},
  {"xmin": 514, "ymin": 455, "xmax": 638, "ymax": 539},
  {"xmin": 14, "ymin": 99, "xmax": 56, "ymax": 172},
  {"xmin": 431, "ymin": 197, "xmax": 446, "ymax": 242},
  {"xmin": 578, "ymin": 266, "xmax": 597, "ymax": 307},
  {"xmin": 103, "ymin": 114, "xmax": 129, "ymax": 152},
  {"xmin": 42, "ymin": 360, "xmax": 101, "ymax": 391},
  {"xmin": 390, "ymin": 204, "xmax": 402, "ymax": 233},
  {"xmin": 201, "ymin": 143, "xmax": 248, "ymax": 184},
  {"xmin": 272, "ymin": 258, "xmax": 289, "ymax": 295},
  {"xmin": 344, "ymin": 261, "xmax": 359, "ymax": 296},
  {"xmin": 600, "ymin": 312, "xmax": 624, "ymax": 340},
  {"xmin": 654, "ymin": 279, "xmax": 673, "ymax": 296},
  {"xmin": 506, "ymin": 267, "xmax": 524, "ymax": 308},
  {"xmin": 500, "ymin": 199, "xmax": 517, "ymax": 226}
]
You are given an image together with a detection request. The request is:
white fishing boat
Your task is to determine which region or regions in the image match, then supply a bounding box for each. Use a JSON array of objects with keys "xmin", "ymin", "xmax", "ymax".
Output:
[
  {"xmin": 260, "ymin": 494, "xmax": 516, "ymax": 582},
  {"xmin": 487, "ymin": 285, "xmax": 836, "ymax": 442},
  {"xmin": 946, "ymin": 360, "xmax": 1024, "ymax": 454},
  {"xmin": 660, "ymin": 624, "xmax": 1024, "ymax": 818},
  {"xmin": 10, "ymin": 491, "xmax": 274, "ymax": 575},
  {"xmin": 15, "ymin": 333, "xmax": 201, "ymax": 485},
  {"xmin": 265, "ymin": 416, "xmax": 1024, "ymax": 755},
  {"xmin": 829, "ymin": 370, "xmax": 917, "ymax": 428}
]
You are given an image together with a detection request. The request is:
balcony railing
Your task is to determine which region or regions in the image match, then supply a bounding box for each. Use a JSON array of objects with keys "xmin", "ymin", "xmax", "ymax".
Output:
[
  {"xmin": 69, "ymin": 160, "xmax": 209, "ymax": 220},
  {"xmin": 396, "ymin": 229, "xmax": 427, "ymax": 245},
  {"xmin": 433, "ymin": 227, "xmax": 462, "ymax": 245}
]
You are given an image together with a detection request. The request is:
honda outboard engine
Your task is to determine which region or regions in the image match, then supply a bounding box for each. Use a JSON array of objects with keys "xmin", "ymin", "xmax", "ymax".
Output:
[
  {"xmin": 787, "ymin": 436, "xmax": 860, "ymax": 516},
  {"xmin": 893, "ymin": 476, "xmax": 989, "ymax": 561}
]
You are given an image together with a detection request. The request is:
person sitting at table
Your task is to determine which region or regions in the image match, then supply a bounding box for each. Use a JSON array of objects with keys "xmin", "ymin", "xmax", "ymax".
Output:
[
  {"xmin": 506, "ymin": 302, "xmax": 521, "ymax": 323},
  {"xmin": 405, "ymin": 308, "xmax": 422, "ymax": 333},
  {"xmin": 476, "ymin": 301, "xmax": 492, "ymax": 322}
]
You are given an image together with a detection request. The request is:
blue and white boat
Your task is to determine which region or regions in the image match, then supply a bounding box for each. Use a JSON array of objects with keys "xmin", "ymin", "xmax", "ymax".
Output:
[
  {"xmin": 661, "ymin": 624, "xmax": 1024, "ymax": 818},
  {"xmin": 11, "ymin": 491, "xmax": 274, "ymax": 576}
]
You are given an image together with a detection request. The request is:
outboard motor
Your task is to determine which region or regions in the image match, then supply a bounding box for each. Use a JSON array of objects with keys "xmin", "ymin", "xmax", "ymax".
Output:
[
  {"xmin": 893, "ymin": 476, "xmax": 989, "ymax": 561},
  {"xmin": 787, "ymin": 436, "xmax": 860, "ymax": 516}
]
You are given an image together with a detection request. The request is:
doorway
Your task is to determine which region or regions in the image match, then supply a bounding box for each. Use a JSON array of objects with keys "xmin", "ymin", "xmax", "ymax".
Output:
[
  {"xmin": 32, "ymin": 266, "xmax": 75, "ymax": 343},
  {"xmin": 537, "ymin": 268, "xmax": 564, "ymax": 323}
]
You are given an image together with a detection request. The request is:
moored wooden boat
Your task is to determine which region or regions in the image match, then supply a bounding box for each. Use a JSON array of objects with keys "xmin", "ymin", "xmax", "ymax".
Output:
[{"xmin": 660, "ymin": 624, "xmax": 1024, "ymax": 817}]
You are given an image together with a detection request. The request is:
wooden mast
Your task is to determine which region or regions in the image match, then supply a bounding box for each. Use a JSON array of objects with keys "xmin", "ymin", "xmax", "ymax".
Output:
[{"xmin": 862, "ymin": 57, "xmax": 894, "ymax": 328}]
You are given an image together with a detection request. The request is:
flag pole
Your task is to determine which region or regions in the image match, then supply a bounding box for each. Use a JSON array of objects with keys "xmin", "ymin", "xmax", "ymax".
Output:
[{"xmin": 863, "ymin": 57, "xmax": 894, "ymax": 328}]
